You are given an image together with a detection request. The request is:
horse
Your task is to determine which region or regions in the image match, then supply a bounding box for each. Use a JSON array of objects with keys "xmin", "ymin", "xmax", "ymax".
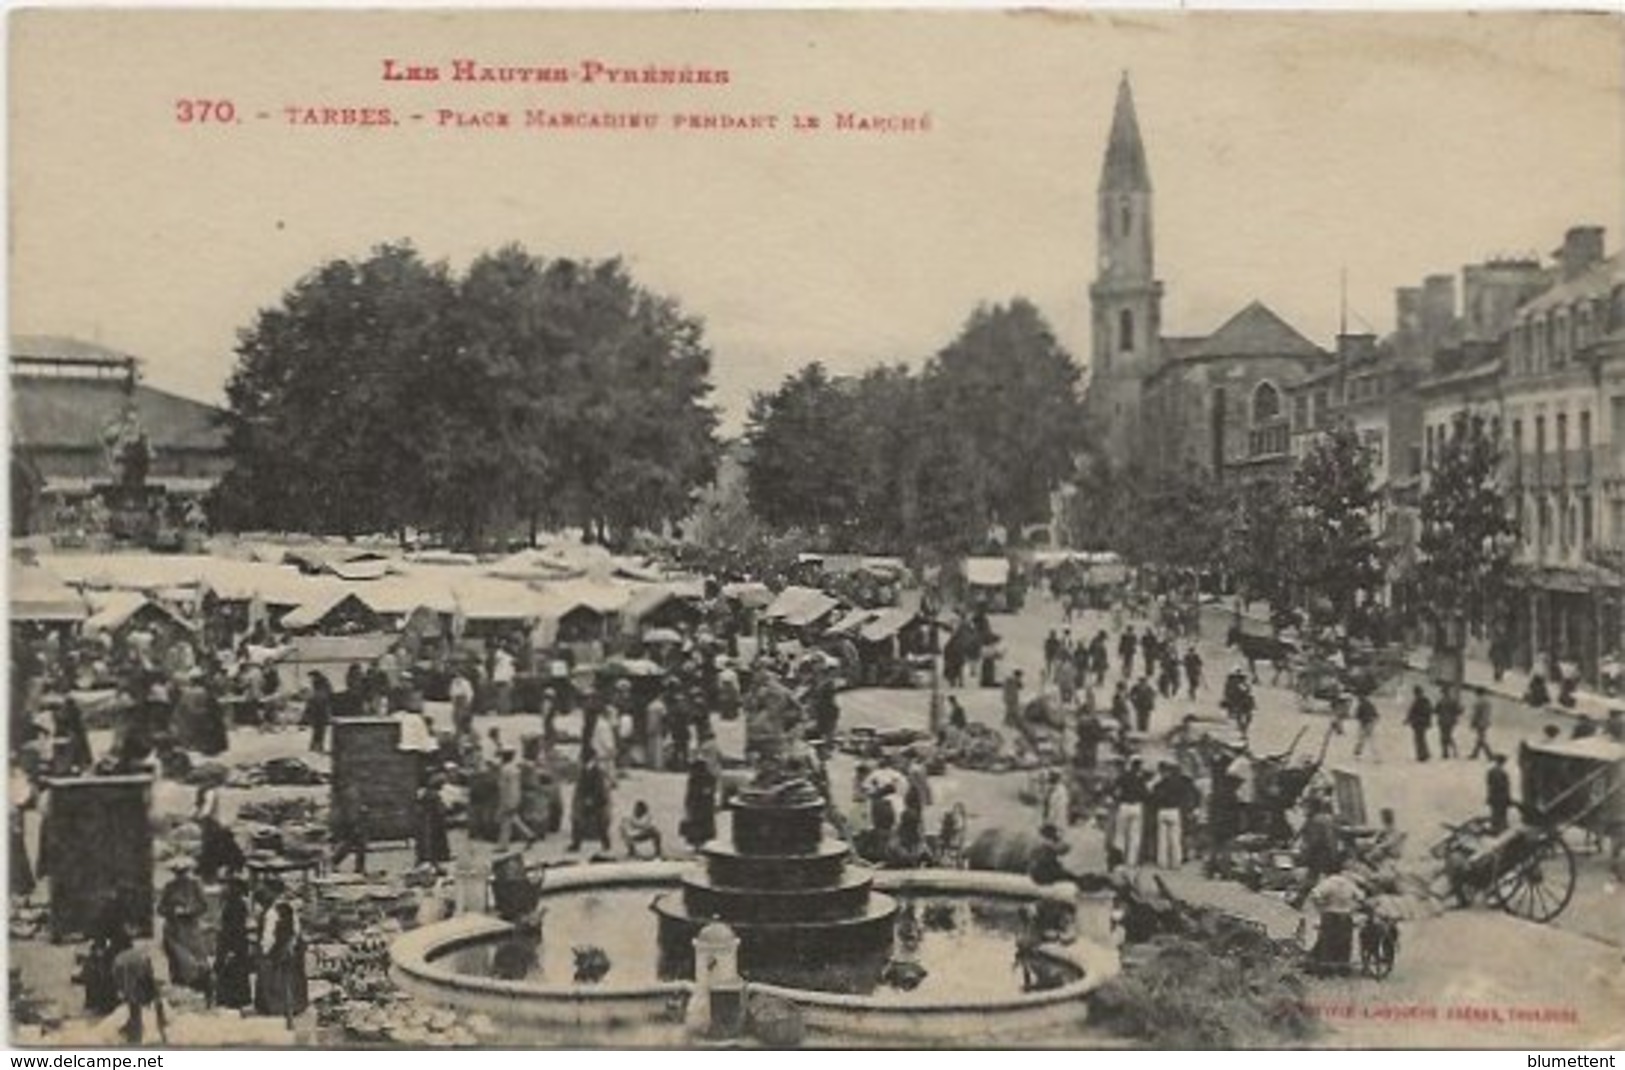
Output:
[{"xmin": 1226, "ymin": 623, "xmax": 1298, "ymax": 685}]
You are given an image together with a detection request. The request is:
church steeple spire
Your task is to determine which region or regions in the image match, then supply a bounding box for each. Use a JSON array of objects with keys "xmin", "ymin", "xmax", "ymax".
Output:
[
  {"xmin": 1087, "ymin": 71, "xmax": 1162, "ymax": 468},
  {"xmin": 1100, "ymin": 72, "xmax": 1151, "ymax": 194}
]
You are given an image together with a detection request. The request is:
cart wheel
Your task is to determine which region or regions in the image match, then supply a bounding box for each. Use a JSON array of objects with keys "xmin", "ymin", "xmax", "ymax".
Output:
[{"xmin": 1490, "ymin": 834, "xmax": 1576, "ymax": 923}]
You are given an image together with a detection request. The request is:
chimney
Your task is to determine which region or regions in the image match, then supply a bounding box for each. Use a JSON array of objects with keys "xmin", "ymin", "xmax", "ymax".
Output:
[
  {"xmin": 1396, "ymin": 287, "xmax": 1423, "ymax": 335},
  {"xmin": 1422, "ymin": 274, "xmax": 1457, "ymax": 352},
  {"xmin": 1557, "ymin": 225, "xmax": 1605, "ymax": 281},
  {"xmin": 1337, "ymin": 333, "xmax": 1377, "ymax": 364}
]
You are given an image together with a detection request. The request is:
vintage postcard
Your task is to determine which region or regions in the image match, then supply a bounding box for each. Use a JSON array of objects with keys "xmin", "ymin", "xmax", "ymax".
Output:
[{"xmin": 6, "ymin": 8, "xmax": 1624, "ymax": 1051}]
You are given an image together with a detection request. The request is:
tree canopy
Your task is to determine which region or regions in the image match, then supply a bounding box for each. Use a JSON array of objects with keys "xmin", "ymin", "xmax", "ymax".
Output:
[
  {"xmin": 740, "ymin": 300, "xmax": 1089, "ymax": 558},
  {"xmin": 211, "ymin": 243, "xmax": 719, "ymax": 548},
  {"xmin": 1416, "ymin": 411, "xmax": 1517, "ymax": 647}
]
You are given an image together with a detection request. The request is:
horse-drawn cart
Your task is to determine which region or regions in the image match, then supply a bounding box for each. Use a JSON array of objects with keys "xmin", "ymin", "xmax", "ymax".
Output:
[{"xmin": 1428, "ymin": 735, "xmax": 1624, "ymax": 923}]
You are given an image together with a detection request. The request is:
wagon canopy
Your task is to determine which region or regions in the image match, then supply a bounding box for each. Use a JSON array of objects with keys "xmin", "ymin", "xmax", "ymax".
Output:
[{"xmin": 964, "ymin": 557, "xmax": 1011, "ymax": 588}]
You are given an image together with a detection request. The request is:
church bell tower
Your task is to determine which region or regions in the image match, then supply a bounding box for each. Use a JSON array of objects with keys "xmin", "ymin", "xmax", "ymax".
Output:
[{"xmin": 1088, "ymin": 73, "xmax": 1163, "ymax": 465}]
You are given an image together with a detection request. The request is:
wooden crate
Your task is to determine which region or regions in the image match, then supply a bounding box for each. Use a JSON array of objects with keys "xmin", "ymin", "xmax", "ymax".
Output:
[
  {"xmin": 330, "ymin": 718, "xmax": 421, "ymax": 843},
  {"xmin": 42, "ymin": 774, "xmax": 154, "ymax": 943}
]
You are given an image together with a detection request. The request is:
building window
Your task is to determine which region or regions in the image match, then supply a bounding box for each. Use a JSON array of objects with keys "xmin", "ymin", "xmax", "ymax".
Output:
[
  {"xmin": 1582, "ymin": 494, "xmax": 1594, "ymax": 548},
  {"xmin": 1536, "ymin": 414, "xmax": 1546, "ymax": 479},
  {"xmin": 1512, "ymin": 418, "xmax": 1523, "ymax": 483},
  {"xmin": 1252, "ymin": 381, "xmax": 1281, "ymax": 423},
  {"xmin": 1612, "ymin": 499, "xmax": 1625, "ymax": 549},
  {"xmin": 1581, "ymin": 410, "xmax": 1592, "ymax": 480},
  {"xmin": 1119, "ymin": 308, "xmax": 1134, "ymax": 353},
  {"xmin": 1612, "ymin": 286, "xmax": 1625, "ymax": 333},
  {"xmin": 1120, "ymin": 201, "xmax": 1132, "ymax": 237},
  {"xmin": 1557, "ymin": 412, "xmax": 1568, "ymax": 482},
  {"xmin": 1293, "ymin": 394, "xmax": 1308, "ymax": 431}
]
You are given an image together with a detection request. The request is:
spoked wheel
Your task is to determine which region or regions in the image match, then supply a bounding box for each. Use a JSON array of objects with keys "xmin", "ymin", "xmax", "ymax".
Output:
[{"xmin": 1489, "ymin": 834, "xmax": 1576, "ymax": 923}]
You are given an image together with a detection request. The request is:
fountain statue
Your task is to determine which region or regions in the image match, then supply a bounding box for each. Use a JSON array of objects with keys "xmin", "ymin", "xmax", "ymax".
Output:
[{"xmin": 653, "ymin": 763, "xmax": 899, "ymax": 993}]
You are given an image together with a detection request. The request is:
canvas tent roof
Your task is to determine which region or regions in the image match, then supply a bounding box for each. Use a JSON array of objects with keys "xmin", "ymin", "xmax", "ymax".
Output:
[
  {"xmin": 281, "ymin": 590, "xmax": 376, "ymax": 632},
  {"xmin": 350, "ymin": 573, "xmax": 458, "ymax": 616},
  {"xmin": 450, "ymin": 576, "xmax": 552, "ymax": 622},
  {"xmin": 766, "ymin": 586, "xmax": 841, "ymax": 628},
  {"xmin": 721, "ymin": 581, "xmax": 774, "ymax": 608},
  {"xmin": 964, "ymin": 557, "xmax": 1011, "ymax": 587},
  {"xmin": 10, "ymin": 565, "xmax": 88, "ymax": 622},
  {"xmin": 535, "ymin": 578, "xmax": 633, "ymax": 620},
  {"xmin": 858, "ymin": 607, "xmax": 918, "ymax": 643},
  {"xmin": 1525, "ymin": 736, "xmax": 1625, "ymax": 764},
  {"xmin": 623, "ymin": 580, "xmax": 707, "ymax": 623},
  {"xmin": 84, "ymin": 591, "xmax": 194, "ymax": 634}
]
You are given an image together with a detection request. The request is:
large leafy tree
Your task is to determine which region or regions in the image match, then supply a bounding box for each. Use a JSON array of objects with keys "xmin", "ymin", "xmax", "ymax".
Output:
[
  {"xmin": 1292, "ymin": 424, "xmax": 1389, "ymax": 636},
  {"xmin": 928, "ymin": 300, "xmax": 1089, "ymax": 530},
  {"xmin": 213, "ymin": 243, "xmax": 718, "ymax": 547},
  {"xmin": 214, "ymin": 243, "xmax": 457, "ymax": 537},
  {"xmin": 1226, "ymin": 475, "xmax": 1298, "ymax": 617},
  {"xmin": 1416, "ymin": 411, "xmax": 1517, "ymax": 659},
  {"xmin": 742, "ymin": 363, "xmax": 863, "ymax": 537}
]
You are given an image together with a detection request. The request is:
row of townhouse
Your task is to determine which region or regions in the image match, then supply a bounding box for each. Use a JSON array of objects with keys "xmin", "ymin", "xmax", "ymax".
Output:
[{"xmin": 1275, "ymin": 226, "xmax": 1625, "ymax": 682}]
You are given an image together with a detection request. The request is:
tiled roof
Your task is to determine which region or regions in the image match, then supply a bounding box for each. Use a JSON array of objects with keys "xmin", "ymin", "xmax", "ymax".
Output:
[
  {"xmin": 1515, "ymin": 254, "xmax": 1622, "ymax": 319},
  {"xmin": 1189, "ymin": 301, "xmax": 1325, "ymax": 359}
]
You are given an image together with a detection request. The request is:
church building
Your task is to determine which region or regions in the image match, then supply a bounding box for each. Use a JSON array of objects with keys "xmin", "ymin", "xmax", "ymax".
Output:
[{"xmin": 1084, "ymin": 75, "xmax": 1333, "ymax": 479}]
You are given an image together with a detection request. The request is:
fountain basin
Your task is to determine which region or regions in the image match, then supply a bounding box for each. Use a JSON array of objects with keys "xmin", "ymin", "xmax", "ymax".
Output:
[{"xmin": 390, "ymin": 861, "xmax": 1121, "ymax": 1045}]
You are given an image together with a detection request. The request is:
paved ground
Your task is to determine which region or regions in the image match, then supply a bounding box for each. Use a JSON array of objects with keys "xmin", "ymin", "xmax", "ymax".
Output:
[{"xmin": 12, "ymin": 588, "xmax": 1624, "ymax": 1047}]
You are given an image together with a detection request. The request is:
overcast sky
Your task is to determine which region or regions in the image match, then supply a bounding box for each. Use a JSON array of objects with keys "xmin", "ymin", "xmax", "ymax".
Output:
[{"xmin": 10, "ymin": 10, "xmax": 1623, "ymax": 431}]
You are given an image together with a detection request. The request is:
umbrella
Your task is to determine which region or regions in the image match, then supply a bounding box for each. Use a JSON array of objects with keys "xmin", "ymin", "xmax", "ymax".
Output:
[{"xmin": 599, "ymin": 657, "xmax": 665, "ymax": 679}]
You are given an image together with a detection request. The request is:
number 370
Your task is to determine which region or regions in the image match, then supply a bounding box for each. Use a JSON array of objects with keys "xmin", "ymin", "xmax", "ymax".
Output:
[{"xmin": 174, "ymin": 99, "xmax": 236, "ymax": 123}]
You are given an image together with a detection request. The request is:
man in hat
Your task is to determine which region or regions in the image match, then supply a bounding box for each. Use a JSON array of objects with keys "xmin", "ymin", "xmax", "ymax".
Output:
[
  {"xmin": 1149, "ymin": 760, "xmax": 1200, "ymax": 869},
  {"xmin": 1112, "ymin": 757, "xmax": 1150, "ymax": 868},
  {"xmin": 156, "ymin": 859, "xmax": 212, "ymax": 1005},
  {"xmin": 1002, "ymin": 669, "xmax": 1024, "ymax": 728}
]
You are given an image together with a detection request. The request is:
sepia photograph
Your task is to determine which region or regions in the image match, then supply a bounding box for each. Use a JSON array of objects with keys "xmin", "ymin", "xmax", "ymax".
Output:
[{"xmin": 5, "ymin": 8, "xmax": 1624, "ymax": 1050}]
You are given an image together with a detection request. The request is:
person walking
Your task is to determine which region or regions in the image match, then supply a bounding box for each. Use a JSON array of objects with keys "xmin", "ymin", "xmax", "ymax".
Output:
[
  {"xmin": 1436, "ymin": 685, "xmax": 1462, "ymax": 759},
  {"xmin": 1406, "ymin": 685, "xmax": 1434, "ymax": 763},
  {"xmin": 1003, "ymin": 669, "xmax": 1024, "ymax": 728},
  {"xmin": 1118, "ymin": 627, "xmax": 1138, "ymax": 680},
  {"xmin": 1353, "ymin": 692, "xmax": 1380, "ymax": 761},
  {"xmin": 304, "ymin": 672, "xmax": 333, "ymax": 754},
  {"xmin": 1090, "ymin": 633, "xmax": 1109, "ymax": 687},
  {"xmin": 1182, "ymin": 645, "xmax": 1204, "ymax": 701},
  {"xmin": 1486, "ymin": 754, "xmax": 1513, "ymax": 833},
  {"xmin": 1468, "ymin": 691, "xmax": 1495, "ymax": 759},
  {"xmin": 1129, "ymin": 676, "xmax": 1156, "ymax": 734},
  {"xmin": 496, "ymin": 748, "xmax": 538, "ymax": 850}
]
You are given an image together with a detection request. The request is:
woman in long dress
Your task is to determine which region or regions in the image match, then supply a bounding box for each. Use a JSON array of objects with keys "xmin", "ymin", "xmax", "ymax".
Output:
[
  {"xmin": 255, "ymin": 896, "xmax": 308, "ymax": 1025},
  {"xmin": 679, "ymin": 756, "xmax": 717, "ymax": 851},
  {"xmin": 569, "ymin": 750, "xmax": 613, "ymax": 853},
  {"xmin": 415, "ymin": 776, "xmax": 451, "ymax": 869},
  {"xmin": 212, "ymin": 875, "xmax": 254, "ymax": 1009},
  {"xmin": 194, "ymin": 785, "xmax": 244, "ymax": 883},
  {"xmin": 157, "ymin": 861, "xmax": 213, "ymax": 1004}
]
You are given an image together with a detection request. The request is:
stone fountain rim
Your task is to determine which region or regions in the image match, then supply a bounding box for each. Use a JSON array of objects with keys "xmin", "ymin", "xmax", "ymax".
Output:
[{"xmin": 391, "ymin": 859, "xmax": 1120, "ymax": 1023}]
